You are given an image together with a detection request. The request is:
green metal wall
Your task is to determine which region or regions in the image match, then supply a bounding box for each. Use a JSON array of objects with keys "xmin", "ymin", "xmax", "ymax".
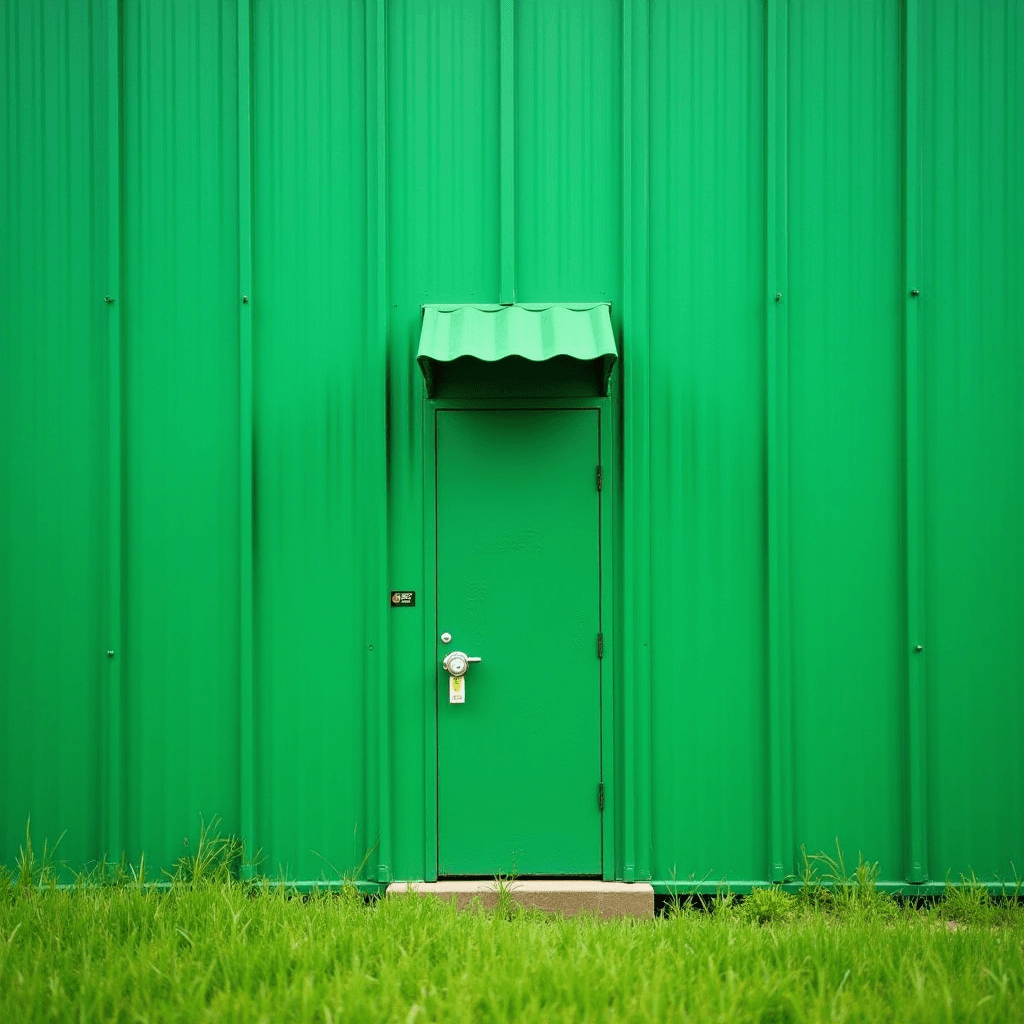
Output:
[
  {"xmin": 2, "ymin": 0, "xmax": 1022, "ymax": 890},
  {"xmin": 120, "ymin": 0, "xmax": 242, "ymax": 872},
  {"xmin": 1, "ymin": 0, "xmax": 110, "ymax": 874}
]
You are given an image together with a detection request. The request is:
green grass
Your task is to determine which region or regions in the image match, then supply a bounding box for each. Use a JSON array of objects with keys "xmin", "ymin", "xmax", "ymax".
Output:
[{"xmin": 2, "ymin": 872, "xmax": 1023, "ymax": 1024}]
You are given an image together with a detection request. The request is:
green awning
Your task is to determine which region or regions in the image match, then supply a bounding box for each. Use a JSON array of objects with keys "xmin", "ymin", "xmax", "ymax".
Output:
[{"xmin": 417, "ymin": 303, "xmax": 617, "ymax": 398}]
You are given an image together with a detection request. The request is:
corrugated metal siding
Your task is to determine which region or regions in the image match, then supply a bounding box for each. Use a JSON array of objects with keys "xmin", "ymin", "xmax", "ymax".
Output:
[
  {"xmin": 516, "ymin": 0, "xmax": 621, "ymax": 301},
  {"xmin": 251, "ymin": 0, "xmax": 372, "ymax": 881},
  {"xmin": 920, "ymin": 0, "xmax": 1024, "ymax": 881},
  {"xmin": 0, "ymin": 0, "xmax": 109, "ymax": 872},
  {"xmin": 648, "ymin": 0, "xmax": 768, "ymax": 884},
  {"xmin": 120, "ymin": 0, "xmax": 241, "ymax": 867},
  {"xmin": 787, "ymin": 0, "xmax": 905, "ymax": 877},
  {"xmin": 2, "ymin": 0, "xmax": 1022, "ymax": 888}
]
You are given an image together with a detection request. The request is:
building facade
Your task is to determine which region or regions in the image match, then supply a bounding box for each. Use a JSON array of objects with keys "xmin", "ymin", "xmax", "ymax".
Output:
[{"xmin": 2, "ymin": 0, "xmax": 1022, "ymax": 891}]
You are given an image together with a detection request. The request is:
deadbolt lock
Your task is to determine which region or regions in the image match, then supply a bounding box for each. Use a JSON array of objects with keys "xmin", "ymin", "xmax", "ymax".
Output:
[{"xmin": 442, "ymin": 650, "xmax": 481, "ymax": 678}]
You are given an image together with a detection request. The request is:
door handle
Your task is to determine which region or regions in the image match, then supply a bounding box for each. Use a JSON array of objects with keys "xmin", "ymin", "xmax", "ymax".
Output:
[{"xmin": 442, "ymin": 651, "xmax": 481, "ymax": 678}]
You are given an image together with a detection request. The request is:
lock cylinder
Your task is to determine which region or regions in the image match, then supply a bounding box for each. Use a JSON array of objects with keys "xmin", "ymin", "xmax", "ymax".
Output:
[{"xmin": 442, "ymin": 650, "xmax": 481, "ymax": 678}]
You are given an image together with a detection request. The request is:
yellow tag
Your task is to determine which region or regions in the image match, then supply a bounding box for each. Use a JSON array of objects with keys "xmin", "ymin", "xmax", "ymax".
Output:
[{"xmin": 449, "ymin": 675, "xmax": 465, "ymax": 704}]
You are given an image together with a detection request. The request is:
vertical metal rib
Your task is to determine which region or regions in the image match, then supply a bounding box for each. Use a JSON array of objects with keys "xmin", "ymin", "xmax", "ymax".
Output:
[
  {"xmin": 237, "ymin": 0, "xmax": 255, "ymax": 879},
  {"xmin": 901, "ymin": 0, "xmax": 927, "ymax": 885},
  {"xmin": 500, "ymin": 0, "xmax": 516, "ymax": 304},
  {"xmin": 766, "ymin": 0, "xmax": 794, "ymax": 884},
  {"xmin": 105, "ymin": 0, "xmax": 124, "ymax": 867},
  {"xmin": 622, "ymin": 0, "xmax": 652, "ymax": 884},
  {"xmin": 366, "ymin": 0, "xmax": 392, "ymax": 884}
]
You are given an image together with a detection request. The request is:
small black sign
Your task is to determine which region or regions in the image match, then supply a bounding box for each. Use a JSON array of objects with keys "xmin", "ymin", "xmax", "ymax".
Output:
[{"xmin": 390, "ymin": 590, "xmax": 415, "ymax": 607}]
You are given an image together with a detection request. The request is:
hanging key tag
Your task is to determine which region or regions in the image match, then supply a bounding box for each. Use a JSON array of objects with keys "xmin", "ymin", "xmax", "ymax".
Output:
[{"xmin": 449, "ymin": 674, "xmax": 466, "ymax": 704}]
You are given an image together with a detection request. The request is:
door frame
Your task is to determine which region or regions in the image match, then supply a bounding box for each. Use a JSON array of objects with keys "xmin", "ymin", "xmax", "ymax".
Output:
[{"xmin": 421, "ymin": 395, "xmax": 617, "ymax": 880}]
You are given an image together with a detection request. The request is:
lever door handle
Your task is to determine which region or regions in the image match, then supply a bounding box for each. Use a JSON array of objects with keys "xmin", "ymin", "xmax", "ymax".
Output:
[{"xmin": 442, "ymin": 651, "xmax": 481, "ymax": 677}]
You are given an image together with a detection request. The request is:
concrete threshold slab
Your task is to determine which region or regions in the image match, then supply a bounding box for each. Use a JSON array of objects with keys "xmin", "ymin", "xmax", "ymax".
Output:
[{"xmin": 386, "ymin": 880, "xmax": 654, "ymax": 920}]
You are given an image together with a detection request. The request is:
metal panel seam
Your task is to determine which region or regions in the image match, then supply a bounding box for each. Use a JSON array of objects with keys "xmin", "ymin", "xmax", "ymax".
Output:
[
  {"xmin": 500, "ymin": 0, "xmax": 515, "ymax": 304},
  {"xmin": 367, "ymin": 0, "xmax": 392, "ymax": 884},
  {"xmin": 766, "ymin": 0, "xmax": 794, "ymax": 883},
  {"xmin": 622, "ymin": 0, "xmax": 652, "ymax": 883},
  {"xmin": 237, "ymin": 0, "xmax": 255, "ymax": 879},
  {"xmin": 104, "ymin": 0, "xmax": 124, "ymax": 867},
  {"xmin": 901, "ymin": 0, "xmax": 927, "ymax": 884}
]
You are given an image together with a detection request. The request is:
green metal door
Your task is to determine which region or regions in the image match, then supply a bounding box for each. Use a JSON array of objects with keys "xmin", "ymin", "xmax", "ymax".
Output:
[{"xmin": 435, "ymin": 409, "xmax": 603, "ymax": 876}]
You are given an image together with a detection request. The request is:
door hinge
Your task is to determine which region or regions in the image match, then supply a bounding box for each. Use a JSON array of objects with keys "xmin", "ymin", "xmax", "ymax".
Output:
[
  {"xmin": 598, "ymin": 782, "xmax": 605, "ymax": 811},
  {"xmin": 596, "ymin": 465, "xmax": 603, "ymax": 491},
  {"xmin": 597, "ymin": 632, "xmax": 604, "ymax": 659}
]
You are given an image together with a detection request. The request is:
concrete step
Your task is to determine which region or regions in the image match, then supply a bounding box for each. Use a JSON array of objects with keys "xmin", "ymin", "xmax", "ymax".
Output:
[{"xmin": 385, "ymin": 880, "xmax": 654, "ymax": 920}]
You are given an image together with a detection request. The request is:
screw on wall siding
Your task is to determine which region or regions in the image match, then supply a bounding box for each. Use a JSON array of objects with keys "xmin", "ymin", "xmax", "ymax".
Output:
[
  {"xmin": 106, "ymin": 650, "xmax": 115, "ymax": 658},
  {"xmin": 242, "ymin": 295, "xmax": 249, "ymax": 304},
  {"xmin": 910, "ymin": 289, "xmax": 920, "ymax": 297},
  {"xmin": 104, "ymin": 296, "xmax": 115, "ymax": 303},
  {"xmin": 914, "ymin": 645, "xmax": 923, "ymax": 653},
  {"xmin": 774, "ymin": 292, "xmax": 782, "ymax": 303}
]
